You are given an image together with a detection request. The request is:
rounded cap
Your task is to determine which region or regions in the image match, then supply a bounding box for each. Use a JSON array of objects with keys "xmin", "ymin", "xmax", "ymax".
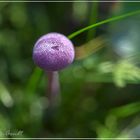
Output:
[{"xmin": 33, "ymin": 33, "xmax": 75, "ymax": 71}]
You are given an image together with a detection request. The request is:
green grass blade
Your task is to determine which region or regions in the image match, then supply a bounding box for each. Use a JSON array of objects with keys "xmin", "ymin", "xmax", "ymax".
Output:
[
  {"xmin": 26, "ymin": 67, "xmax": 43, "ymax": 94},
  {"xmin": 68, "ymin": 9, "xmax": 140, "ymax": 39},
  {"xmin": 110, "ymin": 102, "xmax": 140, "ymax": 118},
  {"xmin": 86, "ymin": 2, "xmax": 98, "ymax": 41}
]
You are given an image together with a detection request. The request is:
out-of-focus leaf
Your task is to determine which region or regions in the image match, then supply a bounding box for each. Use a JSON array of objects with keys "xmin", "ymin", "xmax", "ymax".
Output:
[
  {"xmin": 9, "ymin": 3, "xmax": 27, "ymax": 28},
  {"xmin": 26, "ymin": 67, "xmax": 43, "ymax": 94},
  {"xmin": 113, "ymin": 60, "xmax": 140, "ymax": 87},
  {"xmin": 97, "ymin": 60, "xmax": 140, "ymax": 86},
  {"xmin": 75, "ymin": 36, "xmax": 106, "ymax": 60},
  {"xmin": 0, "ymin": 81, "xmax": 14, "ymax": 108},
  {"xmin": 86, "ymin": 2, "xmax": 98, "ymax": 41},
  {"xmin": 98, "ymin": 61, "xmax": 114, "ymax": 73},
  {"xmin": 72, "ymin": 2, "xmax": 88, "ymax": 22},
  {"xmin": 96, "ymin": 122, "xmax": 118, "ymax": 138},
  {"xmin": 110, "ymin": 102, "xmax": 140, "ymax": 118}
]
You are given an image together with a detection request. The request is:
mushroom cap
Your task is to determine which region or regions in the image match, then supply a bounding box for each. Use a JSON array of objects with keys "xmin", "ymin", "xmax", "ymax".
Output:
[{"xmin": 33, "ymin": 32, "xmax": 75, "ymax": 71}]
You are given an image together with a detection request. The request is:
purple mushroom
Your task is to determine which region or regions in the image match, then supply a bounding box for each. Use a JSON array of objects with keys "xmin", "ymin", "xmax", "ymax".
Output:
[
  {"xmin": 33, "ymin": 32, "xmax": 75, "ymax": 106},
  {"xmin": 33, "ymin": 32, "xmax": 75, "ymax": 71}
]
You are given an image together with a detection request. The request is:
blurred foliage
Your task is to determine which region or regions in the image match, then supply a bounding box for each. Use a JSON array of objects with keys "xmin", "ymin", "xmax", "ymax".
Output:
[{"xmin": 0, "ymin": 2, "xmax": 140, "ymax": 139}]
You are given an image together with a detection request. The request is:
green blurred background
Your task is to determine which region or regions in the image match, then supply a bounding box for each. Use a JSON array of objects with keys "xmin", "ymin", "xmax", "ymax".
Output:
[{"xmin": 0, "ymin": 1, "xmax": 140, "ymax": 139}]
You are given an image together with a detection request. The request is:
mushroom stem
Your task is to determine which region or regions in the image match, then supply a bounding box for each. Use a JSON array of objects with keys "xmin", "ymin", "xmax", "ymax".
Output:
[{"xmin": 47, "ymin": 71, "xmax": 60, "ymax": 107}]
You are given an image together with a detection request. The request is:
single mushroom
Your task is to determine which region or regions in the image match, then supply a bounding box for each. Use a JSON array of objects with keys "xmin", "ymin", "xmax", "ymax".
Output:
[{"xmin": 33, "ymin": 32, "xmax": 75, "ymax": 106}]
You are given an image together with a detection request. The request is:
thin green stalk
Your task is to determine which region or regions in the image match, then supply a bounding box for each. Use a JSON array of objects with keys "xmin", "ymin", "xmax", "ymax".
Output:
[
  {"xmin": 86, "ymin": 2, "xmax": 98, "ymax": 41},
  {"xmin": 68, "ymin": 9, "xmax": 140, "ymax": 39},
  {"xmin": 26, "ymin": 67, "xmax": 43, "ymax": 94}
]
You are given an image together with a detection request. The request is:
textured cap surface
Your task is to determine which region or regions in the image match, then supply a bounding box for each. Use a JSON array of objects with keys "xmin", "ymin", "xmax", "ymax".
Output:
[{"xmin": 33, "ymin": 33, "xmax": 75, "ymax": 71}]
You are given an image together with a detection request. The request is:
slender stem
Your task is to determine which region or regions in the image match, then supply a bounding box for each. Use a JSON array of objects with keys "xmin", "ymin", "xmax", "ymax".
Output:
[
  {"xmin": 86, "ymin": 1, "xmax": 98, "ymax": 41},
  {"xmin": 26, "ymin": 67, "xmax": 42, "ymax": 94},
  {"xmin": 47, "ymin": 71, "xmax": 60, "ymax": 107},
  {"xmin": 68, "ymin": 9, "xmax": 140, "ymax": 39}
]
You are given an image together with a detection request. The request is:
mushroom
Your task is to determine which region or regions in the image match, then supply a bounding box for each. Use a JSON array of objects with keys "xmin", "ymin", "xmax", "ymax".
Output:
[{"xmin": 33, "ymin": 32, "xmax": 75, "ymax": 106}]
